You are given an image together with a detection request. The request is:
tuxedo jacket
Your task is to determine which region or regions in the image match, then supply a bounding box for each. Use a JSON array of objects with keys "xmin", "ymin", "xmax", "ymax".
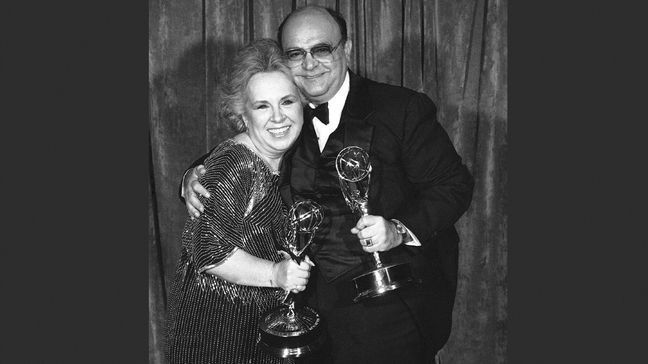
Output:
[
  {"xmin": 280, "ymin": 70, "xmax": 473, "ymax": 284},
  {"xmin": 283, "ymin": 71, "xmax": 474, "ymax": 352}
]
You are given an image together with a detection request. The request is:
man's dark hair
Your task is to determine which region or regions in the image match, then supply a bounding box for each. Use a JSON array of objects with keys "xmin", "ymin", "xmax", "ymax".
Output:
[{"xmin": 277, "ymin": 6, "xmax": 348, "ymax": 49}]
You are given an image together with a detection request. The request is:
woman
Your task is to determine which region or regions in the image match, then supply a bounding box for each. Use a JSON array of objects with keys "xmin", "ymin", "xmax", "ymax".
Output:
[{"xmin": 166, "ymin": 39, "xmax": 310, "ymax": 364}]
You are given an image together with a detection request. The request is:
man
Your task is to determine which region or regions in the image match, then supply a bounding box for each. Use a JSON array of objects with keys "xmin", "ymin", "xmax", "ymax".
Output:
[{"xmin": 182, "ymin": 6, "xmax": 473, "ymax": 363}]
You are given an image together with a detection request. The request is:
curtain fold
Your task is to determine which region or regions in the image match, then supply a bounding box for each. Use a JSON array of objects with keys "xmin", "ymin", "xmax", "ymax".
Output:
[{"xmin": 149, "ymin": 1, "xmax": 507, "ymax": 363}]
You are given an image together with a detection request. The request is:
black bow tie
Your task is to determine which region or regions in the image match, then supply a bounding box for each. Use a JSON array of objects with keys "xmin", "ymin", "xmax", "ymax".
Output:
[{"xmin": 308, "ymin": 103, "xmax": 329, "ymax": 125}]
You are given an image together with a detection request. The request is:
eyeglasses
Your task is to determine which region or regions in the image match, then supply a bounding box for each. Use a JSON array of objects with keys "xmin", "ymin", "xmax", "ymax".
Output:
[{"xmin": 283, "ymin": 39, "xmax": 344, "ymax": 64}]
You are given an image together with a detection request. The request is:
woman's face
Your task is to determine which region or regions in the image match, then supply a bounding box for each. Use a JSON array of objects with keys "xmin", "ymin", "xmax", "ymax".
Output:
[{"xmin": 242, "ymin": 71, "xmax": 303, "ymax": 158}]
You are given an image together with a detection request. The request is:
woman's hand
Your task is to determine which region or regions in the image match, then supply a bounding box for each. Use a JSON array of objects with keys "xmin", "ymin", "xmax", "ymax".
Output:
[{"xmin": 271, "ymin": 252, "xmax": 314, "ymax": 293}]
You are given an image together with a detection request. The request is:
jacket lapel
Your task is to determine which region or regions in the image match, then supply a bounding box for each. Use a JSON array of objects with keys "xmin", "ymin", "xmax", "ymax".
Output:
[
  {"xmin": 341, "ymin": 71, "xmax": 375, "ymax": 151},
  {"xmin": 340, "ymin": 72, "xmax": 384, "ymax": 214},
  {"xmin": 278, "ymin": 143, "xmax": 295, "ymax": 206}
]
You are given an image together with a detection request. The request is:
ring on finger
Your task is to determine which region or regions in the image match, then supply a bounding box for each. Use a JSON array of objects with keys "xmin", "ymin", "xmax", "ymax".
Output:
[{"xmin": 363, "ymin": 238, "xmax": 373, "ymax": 247}]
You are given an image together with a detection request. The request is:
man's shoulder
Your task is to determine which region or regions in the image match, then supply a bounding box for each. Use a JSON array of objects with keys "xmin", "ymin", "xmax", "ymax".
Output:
[{"xmin": 353, "ymin": 73, "xmax": 432, "ymax": 107}]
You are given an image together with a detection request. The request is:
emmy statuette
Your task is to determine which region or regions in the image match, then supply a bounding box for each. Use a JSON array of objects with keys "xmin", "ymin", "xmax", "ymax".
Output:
[
  {"xmin": 336, "ymin": 146, "xmax": 414, "ymax": 302},
  {"xmin": 258, "ymin": 200, "xmax": 325, "ymax": 358}
]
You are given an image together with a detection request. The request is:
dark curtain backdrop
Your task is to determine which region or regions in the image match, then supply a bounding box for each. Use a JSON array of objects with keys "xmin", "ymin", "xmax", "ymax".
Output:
[{"xmin": 149, "ymin": 0, "xmax": 507, "ymax": 363}]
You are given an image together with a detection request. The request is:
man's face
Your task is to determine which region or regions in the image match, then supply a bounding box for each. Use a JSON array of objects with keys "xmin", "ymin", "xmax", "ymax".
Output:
[{"xmin": 281, "ymin": 9, "xmax": 352, "ymax": 105}]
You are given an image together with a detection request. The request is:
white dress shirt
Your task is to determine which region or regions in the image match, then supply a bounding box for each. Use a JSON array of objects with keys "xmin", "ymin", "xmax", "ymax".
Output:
[{"xmin": 310, "ymin": 72, "xmax": 350, "ymax": 152}]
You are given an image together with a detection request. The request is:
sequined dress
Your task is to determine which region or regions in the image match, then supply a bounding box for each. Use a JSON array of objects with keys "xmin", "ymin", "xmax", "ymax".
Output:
[{"xmin": 166, "ymin": 139, "xmax": 293, "ymax": 364}]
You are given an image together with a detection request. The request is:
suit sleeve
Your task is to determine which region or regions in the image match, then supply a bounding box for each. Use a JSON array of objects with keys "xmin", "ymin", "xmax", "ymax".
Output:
[
  {"xmin": 393, "ymin": 93, "xmax": 474, "ymax": 243},
  {"xmin": 177, "ymin": 150, "xmax": 214, "ymax": 203}
]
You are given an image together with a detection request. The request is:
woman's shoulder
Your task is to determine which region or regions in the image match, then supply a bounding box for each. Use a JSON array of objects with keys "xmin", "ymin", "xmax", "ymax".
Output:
[
  {"xmin": 201, "ymin": 138, "xmax": 261, "ymax": 182},
  {"xmin": 205, "ymin": 139, "xmax": 253, "ymax": 164}
]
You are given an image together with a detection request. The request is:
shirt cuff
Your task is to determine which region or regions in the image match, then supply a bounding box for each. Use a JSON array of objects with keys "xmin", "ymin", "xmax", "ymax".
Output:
[
  {"xmin": 391, "ymin": 219, "xmax": 422, "ymax": 247},
  {"xmin": 403, "ymin": 226, "xmax": 422, "ymax": 246},
  {"xmin": 180, "ymin": 169, "xmax": 191, "ymax": 199}
]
